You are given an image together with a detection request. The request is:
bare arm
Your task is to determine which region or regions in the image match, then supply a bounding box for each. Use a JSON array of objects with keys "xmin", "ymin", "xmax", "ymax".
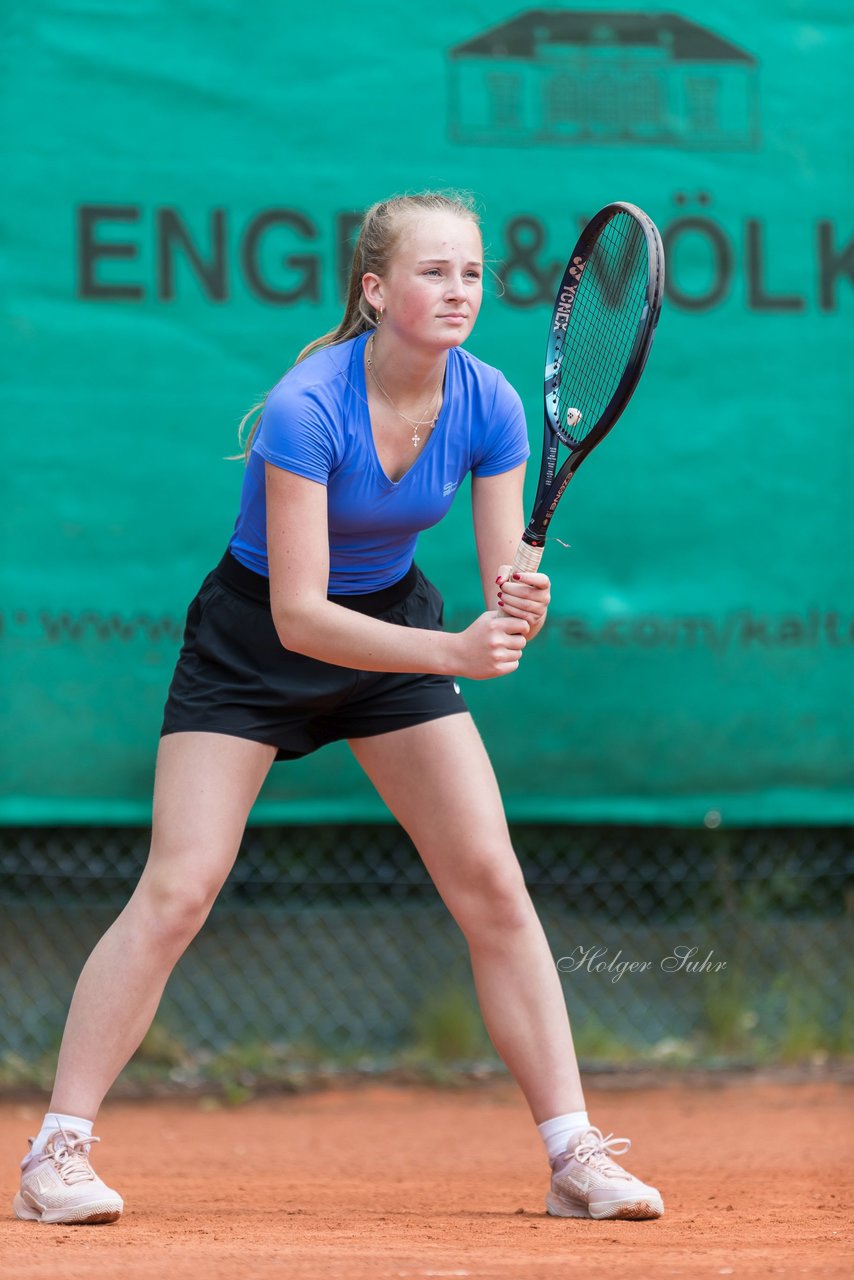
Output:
[
  {"xmin": 471, "ymin": 464, "xmax": 550, "ymax": 639},
  {"xmin": 266, "ymin": 463, "xmax": 528, "ymax": 679}
]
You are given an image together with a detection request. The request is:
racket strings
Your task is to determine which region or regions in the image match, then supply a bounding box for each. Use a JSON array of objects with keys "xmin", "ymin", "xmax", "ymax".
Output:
[
  {"xmin": 551, "ymin": 213, "xmax": 649, "ymax": 444},
  {"xmin": 555, "ymin": 223, "xmax": 646, "ymax": 437}
]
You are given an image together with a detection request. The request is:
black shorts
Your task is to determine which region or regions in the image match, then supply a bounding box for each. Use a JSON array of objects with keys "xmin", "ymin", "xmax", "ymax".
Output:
[{"xmin": 160, "ymin": 551, "xmax": 468, "ymax": 760}]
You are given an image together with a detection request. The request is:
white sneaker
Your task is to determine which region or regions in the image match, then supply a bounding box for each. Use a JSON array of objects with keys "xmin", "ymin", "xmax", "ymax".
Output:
[
  {"xmin": 13, "ymin": 1129, "xmax": 123, "ymax": 1225},
  {"xmin": 546, "ymin": 1125, "xmax": 664, "ymax": 1220}
]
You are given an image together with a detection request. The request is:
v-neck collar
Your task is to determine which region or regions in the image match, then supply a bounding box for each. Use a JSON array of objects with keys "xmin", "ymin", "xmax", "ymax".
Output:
[{"xmin": 354, "ymin": 332, "xmax": 449, "ymax": 489}]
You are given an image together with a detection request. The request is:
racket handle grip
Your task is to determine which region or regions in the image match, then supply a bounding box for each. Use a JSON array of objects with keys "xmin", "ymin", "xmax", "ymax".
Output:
[
  {"xmin": 512, "ymin": 540, "xmax": 545, "ymax": 575},
  {"xmin": 498, "ymin": 539, "xmax": 545, "ymax": 616}
]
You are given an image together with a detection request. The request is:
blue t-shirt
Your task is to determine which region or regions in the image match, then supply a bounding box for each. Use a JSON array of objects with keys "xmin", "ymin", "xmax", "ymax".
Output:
[{"xmin": 229, "ymin": 330, "xmax": 530, "ymax": 594}]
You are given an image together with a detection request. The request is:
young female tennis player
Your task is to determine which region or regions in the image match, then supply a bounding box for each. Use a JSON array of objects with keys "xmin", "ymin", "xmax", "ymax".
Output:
[{"xmin": 14, "ymin": 192, "xmax": 663, "ymax": 1226}]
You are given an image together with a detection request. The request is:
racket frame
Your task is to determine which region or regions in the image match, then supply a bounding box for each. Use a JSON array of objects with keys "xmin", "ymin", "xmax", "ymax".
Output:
[{"xmin": 516, "ymin": 202, "xmax": 664, "ymax": 570}]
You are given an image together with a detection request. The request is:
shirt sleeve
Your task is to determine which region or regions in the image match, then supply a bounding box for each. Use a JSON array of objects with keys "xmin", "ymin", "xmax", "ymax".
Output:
[
  {"xmin": 470, "ymin": 371, "xmax": 531, "ymax": 478},
  {"xmin": 251, "ymin": 379, "xmax": 340, "ymax": 485}
]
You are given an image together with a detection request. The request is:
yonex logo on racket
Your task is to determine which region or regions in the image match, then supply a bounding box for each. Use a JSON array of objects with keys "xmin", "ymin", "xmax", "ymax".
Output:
[{"xmin": 554, "ymin": 258, "xmax": 586, "ymax": 331}]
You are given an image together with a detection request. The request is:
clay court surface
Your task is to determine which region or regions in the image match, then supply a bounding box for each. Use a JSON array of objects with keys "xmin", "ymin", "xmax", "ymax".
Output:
[{"xmin": 2, "ymin": 1075, "xmax": 851, "ymax": 1279}]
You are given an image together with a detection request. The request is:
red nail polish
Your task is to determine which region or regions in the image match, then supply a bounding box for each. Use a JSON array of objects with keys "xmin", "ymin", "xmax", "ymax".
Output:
[{"xmin": 512, "ymin": 572, "xmax": 521, "ymax": 581}]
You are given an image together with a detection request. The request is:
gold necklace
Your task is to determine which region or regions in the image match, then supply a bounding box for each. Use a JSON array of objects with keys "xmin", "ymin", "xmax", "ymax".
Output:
[{"xmin": 366, "ymin": 336, "xmax": 444, "ymax": 447}]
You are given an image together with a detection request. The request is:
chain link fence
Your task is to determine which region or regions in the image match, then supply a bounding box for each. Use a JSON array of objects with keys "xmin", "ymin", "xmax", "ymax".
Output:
[{"xmin": 1, "ymin": 824, "xmax": 851, "ymax": 1089}]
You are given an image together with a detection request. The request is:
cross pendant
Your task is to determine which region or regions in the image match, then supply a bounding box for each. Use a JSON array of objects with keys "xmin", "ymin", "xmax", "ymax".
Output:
[{"xmin": 411, "ymin": 428, "xmax": 421, "ymax": 447}]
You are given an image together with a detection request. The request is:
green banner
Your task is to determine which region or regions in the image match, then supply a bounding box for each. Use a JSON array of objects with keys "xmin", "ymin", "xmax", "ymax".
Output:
[{"xmin": 2, "ymin": 2, "xmax": 852, "ymax": 824}]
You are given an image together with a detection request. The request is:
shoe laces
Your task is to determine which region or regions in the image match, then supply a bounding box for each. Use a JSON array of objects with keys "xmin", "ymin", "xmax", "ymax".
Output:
[
  {"xmin": 571, "ymin": 1127, "xmax": 632, "ymax": 1179},
  {"xmin": 45, "ymin": 1131, "xmax": 100, "ymax": 1186}
]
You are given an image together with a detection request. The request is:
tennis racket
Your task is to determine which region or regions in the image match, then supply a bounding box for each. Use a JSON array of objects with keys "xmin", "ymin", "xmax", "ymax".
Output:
[{"xmin": 512, "ymin": 201, "xmax": 665, "ymax": 575}]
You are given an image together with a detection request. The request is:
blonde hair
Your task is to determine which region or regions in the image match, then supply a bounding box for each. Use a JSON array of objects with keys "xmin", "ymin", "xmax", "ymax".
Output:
[{"xmin": 237, "ymin": 190, "xmax": 481, "ymax": 459}]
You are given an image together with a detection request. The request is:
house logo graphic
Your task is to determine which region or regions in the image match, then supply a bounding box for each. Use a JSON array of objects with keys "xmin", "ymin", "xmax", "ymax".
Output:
[{"xmin": 448, "ymin": 10, "xmax": 759, "ymax": 149}]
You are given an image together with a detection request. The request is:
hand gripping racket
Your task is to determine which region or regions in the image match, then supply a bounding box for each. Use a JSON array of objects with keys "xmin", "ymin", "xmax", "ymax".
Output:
[{"xmin": 512, "ymin": 201, "xmax": 665, "ymax": 575}]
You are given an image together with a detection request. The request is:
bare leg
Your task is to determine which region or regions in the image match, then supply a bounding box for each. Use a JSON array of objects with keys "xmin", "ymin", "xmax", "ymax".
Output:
[
  {"xmin": 50, "ymin": 732, "xmax": 276, "ymax": 1120},
  {"xmin": 349, "ymin": 713, "xmax": 584, "ymax": 1124}
]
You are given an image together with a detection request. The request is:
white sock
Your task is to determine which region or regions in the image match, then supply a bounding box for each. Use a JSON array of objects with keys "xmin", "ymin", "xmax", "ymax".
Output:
[
  {"xmin": 26, "ymin": 1112, "xmax": 95, "ymax": 1164},
  {"xmin": 538, "ymin": 1110, "xmax": 590, "ymax": 1162}
]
